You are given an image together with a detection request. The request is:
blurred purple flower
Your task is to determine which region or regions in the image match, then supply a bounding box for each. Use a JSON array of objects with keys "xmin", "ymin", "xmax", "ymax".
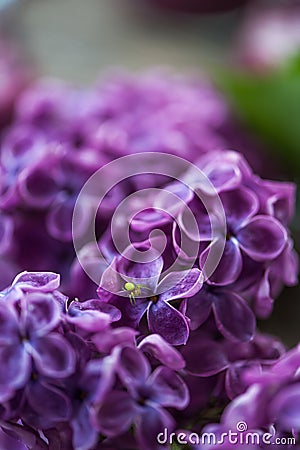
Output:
[{"xmin": 94, "ymin": 346, "xmax": 189, "ymax": 450}]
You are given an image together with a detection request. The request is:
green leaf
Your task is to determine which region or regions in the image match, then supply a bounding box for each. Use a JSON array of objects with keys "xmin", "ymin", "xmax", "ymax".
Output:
[{"xmin": 217, "ymin": 53, "xmax": 300, "ymax": 173}]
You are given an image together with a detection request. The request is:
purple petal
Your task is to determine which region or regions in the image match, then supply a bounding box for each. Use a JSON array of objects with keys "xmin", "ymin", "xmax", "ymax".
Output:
[
  {"xmin": 27, "ymin": 380, "xmax": 71, "ymax": 425},
  {"xmin": 226, "ymin": 362, "xmax": 261, "ymax": 400},
  {"xmin": 253, "ymin": 269, "xmax": 274, "ymax": 318},
  {"xmin": 93, "ymin": 327, "xmax": 137, "ymax": 354},
  {"xmin": 72, "ymin": 404, "xmax": 98, "ymax": 450},
  {"xmin": 118, "ymin": 346, "xmax": 150, "ymax": 388},
  {"xmin": 0, "ymin": 345, "xmax": 31, "ymax": 399},
  {"xmin": 12, "ymin": 271, "xmax": 60, "ymax": 292},
  {"xmin": 178, "ymin": 199, "xmax": 212, "ymax": 242},
  {"xmin": 93, "ymin": 353, "xmax": 119, "ymax": 404},
  {"xmin": 32, "ymin": 333, "xmax": 75, "ymax": 378},
  {"xmin": 138, "ymin": 334, "xmax": 185, "ymax": 370},
  {"xmin": 136, "ymin": 406, "xmax": 174, "ymax": 450},
  {"xmin": 81, "ymin": 299, "xmax": 121, "ymax": 322},
  {"xmin": 0, "ymin": 304, "xmax": 19, "ymax": 345},
  {"xmin": 149, "ymin": 367, "xmax": 189, "ymax": 409},
  {"xmin": 154, "ymin": 181, "xmax": 194, "ymax": 215},
  {"xmin": 158, "ymin": 268, "xmax": 203, "ymax": 302},
  {"xmin": 271, "ymin": 385, "xmax": 300, "ymax": 431},
  {"xmin": 106, "ymin": 295, "xmax": 149, "ymax": 329},
  {"xmin": 117, "ymin": 244, "xmax": 164, "ymax": 294},
  {"xmin": 272, "ymin": 239, "xmax": 299, "ymax": 287},
  {"xmin": 148, "ymin": 300, "xmax": 189, "ymax": 345},
  {"xmin": 221, "ymin": 187, "xmax": 259, "ymax": 227},
  {"xmin": 0, "ymin": 215, "xmax": 13, "ymax": 253},
  {"xmin": 97, "ymin": 259, "xmax": 123, "ymax": 301},
  {"xmin": 18, "ymin": 166, "xmax": 58, "ymax": 208},
  {"xmin": 201, "ymin": 239, "xmax": 242, "ymax": 286},
  {"xmin": 47, "ymin": 196, "xmax": 75, "ymax": 242},
  {"xmin": 223, "ymin": 385, "xmax": 266, "ymax": 430},
  {"xmin": 238, "ymin": 215, "xmax": 287, "ymax": 261},
  {"xmin": 213, "ymin": 290, "xmax": 256, "ymax": 342},
  {"xmin": 131, "ymin": 208, "xmax": 171, "ymax": 232},
  {"xmin": 0, "ymin": 429, "xmax": 27, "ymax": 450},
  {"xmin": 186, "ymin": 288, "xmax": 213, "ymax": 330},
  {"xmin": 181, "ymin": 335, "xmax": 229, "ymax": 376},
  {"xmin": 272, "ymin": 346, "xmax": 300, "ymax": 378},
  {"xmin": 205, "ymin": 159, "xmax": 243, "ymax": 192},
  {"xmin": 258, "ymin": 178, "xmax": 296, "ymax": 225},
  {"xmin": 23, "ymin": 293, "xmax": 61, "ymax": 337},
  {"xmin": 67, "ymin": 301, "xmax": 112, "ymax": 332},
  {"xmin": 0, "ymin": 422, "xmax": 48, "ymax": 450},
  {"xmin": 94, "ymin": 391, "xmax": 136, "ymax": 437}
]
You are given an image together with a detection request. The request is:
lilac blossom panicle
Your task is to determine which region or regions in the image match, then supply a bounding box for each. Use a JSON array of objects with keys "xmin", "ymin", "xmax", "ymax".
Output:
[
  {"xmin": 0, "ymin": 69, "xmax": 298, "ymax": 450},
  {"xmin": 94, "ymin": 149, "xmax": 297, "ymax": 347},
  {"xmin": 0, "ymin": 271, "xmax": 195, "ymax": 450},
  {"xmin": 199, "ymin": 346, "xmax": 300, "ymax": 450},
  {"xmin": 0, "ymin": 71, "xmax": 264, "ymax": 291}
]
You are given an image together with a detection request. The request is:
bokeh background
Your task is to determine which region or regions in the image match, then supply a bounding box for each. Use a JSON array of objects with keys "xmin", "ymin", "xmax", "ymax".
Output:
[{"xmin": 1, "ymin": 0, "xmax": 300, "ymax": 346}]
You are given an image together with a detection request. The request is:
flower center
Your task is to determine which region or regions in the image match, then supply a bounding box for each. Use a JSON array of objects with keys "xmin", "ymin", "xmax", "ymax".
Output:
[
  {"xmin": 148, "ymin": 295, "xmax": 159, "ymax": 304},
  {"xmin": 226, "ymin": 230, "xmax": 234, "ymax": 240}
]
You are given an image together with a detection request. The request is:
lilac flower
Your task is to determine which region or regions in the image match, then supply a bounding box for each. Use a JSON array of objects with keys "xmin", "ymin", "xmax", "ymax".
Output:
[
  {"xmin": 199, "ymin": 347, "xmax": 300, "ymax": 450},
  {"xmin": 0, "ymin": 71, "xmax": 266, "ymax": 287},
  {"xmin": 97, "ymin": 241, "xmax": 202, "ymax": 345},
  {"xmin": 93, "ymin": 346, "xmax": 189, "ymax": 450},
  {"xmin": 173, "ymin": 330, "xmax": 285, "ymax": 440},
  {"xmin": 68, "ymin": 360, "xmax": 104, "ymax": 450},
  {"xmin": 199, "ymin": 187, "xmax": 287, "ymax": 286},
  {"xmin": 0, "ymin": 292, "xmax": 75, "ymax": 401},
  {"xmin": 223, "ymin": 345, "xmax": 300, "ymax": 433},
  {"xmin": 20, "ymin": 368, "xmax": 72, "ymax": 430},
  {"xmin": 186, "ymin": 283, "xmax": 256, "ymax": 342},
  {"xmin": 0, "ymin": 272, "xmax": 76, "ymax": 404},
  {"xmin": 66, "ymin": 298, "xmax": 121, "ymax": 333},
  {"xmin": 180, "ymin": 150, "xmax": 297, "ymax": 325}
]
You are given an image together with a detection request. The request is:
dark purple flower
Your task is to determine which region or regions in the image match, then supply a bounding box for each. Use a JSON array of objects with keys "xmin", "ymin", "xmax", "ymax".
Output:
[
  {"xmin": 223, "ymin": 345, "xmax": 300, "ymax": 434},
  {"xmin": 97, "ymin": 241, "xmax": 202, "ymax": 345},
  {"xmin": 0, "ymin": 71, "xmax": 269, "ymax": 289},
  {"xmin": 186, "ymin": 283, "xmax": 256, "ymax": 342},
  {"xmin": 0, "ymin": 286, "xmax": 75, "ymax": 401},
  {"xmin": 94, "ymin": 346, "xmax": 189, "ymax": 450},
  {"xmin": 68, "ymin": 360, "xmax": 103, "ymax": 450}
]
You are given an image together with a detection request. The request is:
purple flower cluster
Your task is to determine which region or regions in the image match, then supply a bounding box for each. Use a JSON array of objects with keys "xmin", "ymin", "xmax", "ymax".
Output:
[
  {"xmin": 0, "ymin": 69, "xmax": 298, "ymax": 450},
  {"xmin": 0, "ymin": 71, "xmax": 262, "ymax": 291},
  {"xmin": 0, "ymin": 271, "xmax": 191, "ymax": 450},
  {"xmin": 0, "ymin": 271, "xmax": 293, "ymax": 450},
  {"xmin": 200, "ymin": 345, "xmax": 300, "ymax": 449},
  {"xmin": 81, "ymin": 149, "xmax": 297, "ymax": 347}
]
